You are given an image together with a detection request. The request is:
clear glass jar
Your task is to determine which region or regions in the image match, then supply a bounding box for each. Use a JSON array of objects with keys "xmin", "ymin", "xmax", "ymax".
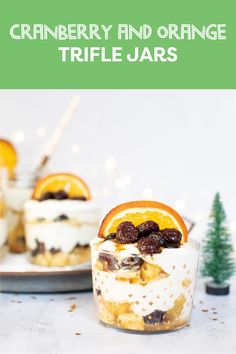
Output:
[
  {"xmin": 91, "ymin": 238, "xmax": 199, "ymax": 333},
  {"xmin": 24, "ymin": 198, "xmax": 101, "ymax": 267},
  {"xmin": 5, "ymin": 171, "xmax": 39, "ymax": 253}
]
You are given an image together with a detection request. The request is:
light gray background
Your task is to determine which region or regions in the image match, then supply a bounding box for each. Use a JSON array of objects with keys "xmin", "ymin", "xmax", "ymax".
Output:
[{"xmin": 0, "ymin": 90, "xmax": 236, "ymax": 245}]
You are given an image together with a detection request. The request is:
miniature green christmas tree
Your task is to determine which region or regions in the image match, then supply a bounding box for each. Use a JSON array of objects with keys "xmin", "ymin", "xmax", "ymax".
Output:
[{"xmin": 201, "ymin": 192, "xmax": 235, "ymax": 295}]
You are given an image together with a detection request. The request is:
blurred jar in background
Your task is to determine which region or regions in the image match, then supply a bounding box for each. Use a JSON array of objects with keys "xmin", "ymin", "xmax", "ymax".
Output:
[
  {"xmin": 0, "ymin": 168, "xmax": 8, "ymax": 258},
  {"xmin": 5, "ymin": 171, "xmax": 39, "ymax": 253}
]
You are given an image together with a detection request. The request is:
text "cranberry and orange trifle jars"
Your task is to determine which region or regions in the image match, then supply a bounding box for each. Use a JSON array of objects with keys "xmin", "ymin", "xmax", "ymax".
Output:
[
  {"xmin": 91, "ymin": 201, "xmax": 199, "ymax": 333},
  {"xmin": 24, "ymin": 173, "xmax": 100, "ymax": 267}
]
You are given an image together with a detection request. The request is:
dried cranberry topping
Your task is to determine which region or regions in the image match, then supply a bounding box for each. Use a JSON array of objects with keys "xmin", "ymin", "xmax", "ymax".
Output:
[
  {"xmin": 160, "ymin": 228, "xmax": 182, "ymax": 245},
  {"xmin": 137, "ymin": 220, "xmax": 159, "ymax": 237},
  {"xmin": 38, "ymin": 190, "xmax": 86, "ymax": 201},
  {"xmin": 53, "ymin": 190, "xmax": 68, "ymax": 200},
  {"xmin": 149, "ymin": 231, "xmax": 165, "ymax": 247},
  {"xmin": 38, "ymin": 191, "xmax": 54, "ymax": 201},
  {"xmin": 165, "ymin": 242, "xmax": 181, "ymax": 248},
  {"xmin": 137, "ymin": 235, "xmax": 162, "ymax": 254},
  {"xmin": 116, "ymin": 221, "xmax": 139, "ymax": 244},
  {"xmin": 71, "ymin": 196, "xmax": 87, "ymax": 201},
  {"xmin": 106, "ymin": 233, "xmax": 116, "ymax": 241}
]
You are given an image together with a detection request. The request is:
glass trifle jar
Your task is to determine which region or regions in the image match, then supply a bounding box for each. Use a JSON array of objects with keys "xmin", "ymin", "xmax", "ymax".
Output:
[
  {"xmin": 5, "ymin": 171, "xmax": 39, "ymax": 253},
  {"xmin": 91, "ymin": 201, "xmax": 199, "ymax": 333},
  {"xmin": 24, "ymin": 172, "xmax": 101, "ymax": 267}
]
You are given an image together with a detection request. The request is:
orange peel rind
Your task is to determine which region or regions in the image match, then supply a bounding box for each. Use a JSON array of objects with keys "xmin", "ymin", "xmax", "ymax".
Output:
[
  {"xmin": 98, "ymin": 200, "xmax": 188, "ymax": 242},
  {"xmin": 32, "ymin": 172, "xmax": 91, "ymax": 200}
]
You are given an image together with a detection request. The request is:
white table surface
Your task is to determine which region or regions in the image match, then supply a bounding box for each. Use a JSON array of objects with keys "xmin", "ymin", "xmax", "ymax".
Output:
[{"xmin": 0, "ymin": 280, "xmax": 235, "ymax": 354}]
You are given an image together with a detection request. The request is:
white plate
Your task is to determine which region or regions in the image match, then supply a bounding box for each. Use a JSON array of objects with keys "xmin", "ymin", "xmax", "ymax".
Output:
[{"xmin": 0, "ymin": 253, "xmax": 92, "ymax": 293}]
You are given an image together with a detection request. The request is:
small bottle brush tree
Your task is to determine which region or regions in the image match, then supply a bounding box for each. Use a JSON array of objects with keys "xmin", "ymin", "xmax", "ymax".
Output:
[{"xmin": 201, "ymin": 193, "xmax": 235, "ymax": 295}]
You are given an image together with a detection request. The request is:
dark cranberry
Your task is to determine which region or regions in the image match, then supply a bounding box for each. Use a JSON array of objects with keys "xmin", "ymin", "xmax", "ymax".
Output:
[
  {"xmin": 50, "ymin": 247, "xmax": 61, "ymax": 254},
  {"xmin": 143, "ymin": 309, "xmax": 166, "ymax": 324},
  {"xmin": 53, "ymin": 190, "xmax": 68, "ymax": 200},
  {"xmin": 137, "ymin": 220, "xmax": 159, "ymax": 237},
  {"xmin": 165, "ymin": 242, "xmax": 181, "ymax": 249},
  {"xmin": 71, "ymin": 196, "xmax": 87, "ymax": 201},
  {"xmin": 160, "ymin": 228, "xmax": 182, "ymax": 245},
  {"xmin": 38, "ymin": 191, "xmax": 54, "ymax": 201},
  {"xmin": 137, "ymin": 235, "xmax": 162, "ymax": 254},
  {"xmin": 99, "ymin": 252, "xmax": 119, "ymax": 271},
  {"xmin": 74, "ymin": 243, "xmax": 89, "ymax": 249},
  {"xmin": 54, "ymin": 214, "xmax": 69, "ymax": 222},
  {"xmin": 31, "ymin": 239, "xmax": 45, "ymax": 256},
  {"xmin": 149, "ymin": 231, "xmax": 165, "ymax": 247},
  {"xmin": 119, "ymin": 256, "xmax": 144, "ymax": 271},
  {"xmin": 106, "ymin": 233, "xmax": 116, "ymax": 241},
  {"xmin": 116, "ymin": 221, "xmax": 139, "ymax": 244}
]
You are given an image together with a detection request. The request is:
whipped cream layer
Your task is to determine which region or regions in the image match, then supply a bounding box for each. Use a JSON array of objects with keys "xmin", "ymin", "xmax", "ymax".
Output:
[
  {"xmin": 0, "ymin": 218, "xmax": 7, "ymax": 247},
  {"xmin": 25, "ymin": 200, "xmax": 100, "ymax": 221},
  {"xmin": 26, "ymin": 223, "xmax": 99, "ymax": 252},
  {"xmin": 25, "ymin": 200, "xmax": 101, "ymax": 253},
  {"xmin": 91, "ymin": 238, "xmax": 199, "ymax": 317}
]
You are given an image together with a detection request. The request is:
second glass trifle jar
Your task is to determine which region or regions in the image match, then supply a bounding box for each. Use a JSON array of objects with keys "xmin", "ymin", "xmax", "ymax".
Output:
[
  {"xmin": 5, "ymin": 171, "xmax": 39, "ymax": 253},
  {"xmin": 24, "ymin": 172, "xmax": 101, "ymax": 267},
  {"xmin": 91, "ymin": 201, "xmax": 199, "ymax": 333}
]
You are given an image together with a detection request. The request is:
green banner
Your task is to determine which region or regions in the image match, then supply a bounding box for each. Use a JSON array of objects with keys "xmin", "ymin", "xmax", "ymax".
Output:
[{"xmin": 0, "ymin": 0, "xmax": 235, "ymax": 88}]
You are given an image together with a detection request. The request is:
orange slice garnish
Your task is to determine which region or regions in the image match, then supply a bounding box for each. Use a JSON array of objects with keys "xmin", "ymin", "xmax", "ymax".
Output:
[
  {"xmin": 32, "ymin": 173, "xmax": 91, "ymax": 200},
  {"xmin": 99, "ymin": 201, "xmax": 188, "ymax": 242},
  {"xmin": 0, "ymin": 138, "xmax": 17, "ymax": 178}
]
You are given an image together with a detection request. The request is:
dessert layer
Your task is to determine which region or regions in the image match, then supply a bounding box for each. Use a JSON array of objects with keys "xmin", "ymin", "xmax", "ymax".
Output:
[
  {"xmin": 91, "ymin": 238, "xmax": 198, "ymax": 317},
  {"xmin": 26, "ymin": 223, "xmax": 98, "ymax": 253},
  {"xmin": 93, "ymin": 237, "xmax": 198, "ymax": 276},
  {"xmin": 24, "ymin": 199, "xmax": 100, "ymax": 221},
  {"xmin": 97, "ymin": 296, "xmax": 188, "ymax": 332},
  {"xmin": 30, "ymin": 245, "xmax": 91, "ymax": 267}
]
